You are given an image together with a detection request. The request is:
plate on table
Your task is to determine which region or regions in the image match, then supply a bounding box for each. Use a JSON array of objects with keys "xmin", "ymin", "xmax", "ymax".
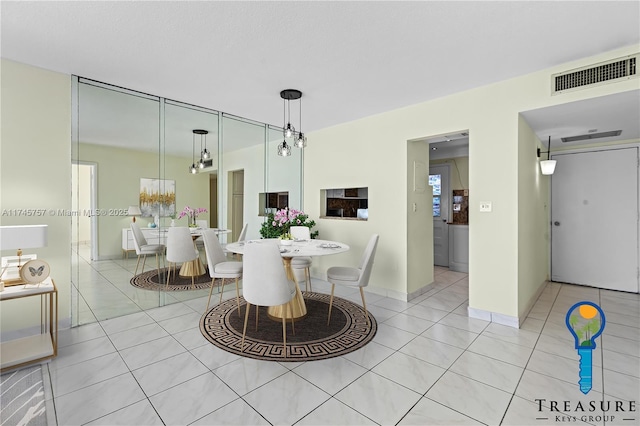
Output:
[{"xmin": 319, "ymin": 243, "xmax": 341, "ymax": 249}]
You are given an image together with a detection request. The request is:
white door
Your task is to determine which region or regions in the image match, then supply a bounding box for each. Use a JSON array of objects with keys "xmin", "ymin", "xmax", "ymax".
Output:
[
  {"xmin": 551, "ymin": 147, "xmax": 639, "ymax": 293},
  {"xmin": 430, "ymin": 165, "xmax": 450, "ymax": 267}
]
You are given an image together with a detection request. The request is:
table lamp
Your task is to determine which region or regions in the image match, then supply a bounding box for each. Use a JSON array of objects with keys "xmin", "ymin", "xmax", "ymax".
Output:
[
  {"xmin": 0, "ymin": 224, "xmax": 48, "ymax": 286},
  {"xmin": 128, "ymin": 205, "xmax": 142, "ymax": 223}
]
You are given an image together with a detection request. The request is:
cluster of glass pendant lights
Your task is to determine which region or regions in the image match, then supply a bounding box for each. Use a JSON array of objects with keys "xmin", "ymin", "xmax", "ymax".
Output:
[
  {"xmin": 189, "ymin": 129, "xmax": 210, "ymax": 174},
  {"xmin": 189, "ymin": 89, "xmax": 307, "ymax": 172},
  {"xmin": 277, "ymin": 89, "xmax": 307, "ymax": 157}
]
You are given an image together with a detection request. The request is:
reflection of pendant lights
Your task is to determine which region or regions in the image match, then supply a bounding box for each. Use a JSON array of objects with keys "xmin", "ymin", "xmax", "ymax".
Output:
[
  {"xmin": 197, "ymin": 129, "xmax": 210, "ymax": 160},
  {"xmin": 189, "ymin": 130, "xmax": 199, "ymax": 174},
  {"xmin": 537, "ymin": 135, "xmax": 557, "ymax": 175},
  {"xmin": 278, "ymin": 89, "xmax": 306, "ymax": 156},
  {"xmin": 189, "ymin": 129, "xmax": 210, "ymax": 174}
]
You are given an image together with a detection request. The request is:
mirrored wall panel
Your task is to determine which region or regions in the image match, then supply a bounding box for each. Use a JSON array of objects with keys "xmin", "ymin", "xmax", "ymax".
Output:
[{"xmin": 71, "ymin": 78, "xmax": 304, "ymax": 326}]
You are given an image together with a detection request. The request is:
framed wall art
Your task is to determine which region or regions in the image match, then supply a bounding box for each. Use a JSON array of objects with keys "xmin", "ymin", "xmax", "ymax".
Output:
[{"xmin": 140, "ymin": 178, "xmax": 176, "ymax": 218}]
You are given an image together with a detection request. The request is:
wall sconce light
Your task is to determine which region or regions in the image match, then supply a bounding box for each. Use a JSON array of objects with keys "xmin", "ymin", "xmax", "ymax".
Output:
[{"xmin": 537, "ymin": 136, "xmax": 557, "ymax": 175}]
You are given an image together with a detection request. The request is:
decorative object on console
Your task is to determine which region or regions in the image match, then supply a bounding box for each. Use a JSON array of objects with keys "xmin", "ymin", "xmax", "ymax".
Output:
[
  {"xmin": 259, "ymin": 207, "xmax": 318, "ymax": 239},
  {"xmin": 19, "ymin": 259, "xmax": 50, "ymax": 286},
  {"xmin": 127, "ymin": 205, "xmax": 141, "ymax": 223},
  {"xmin": 278, "ymin": 89, "xmax": 307, "ymax": 156},
  {"xmin": 139, "ymin": 178, "xmax": 176, "ymax": 218},
  {"xmin": 0, "ymin": 225, "xmax": 48, "ymax": 286}
]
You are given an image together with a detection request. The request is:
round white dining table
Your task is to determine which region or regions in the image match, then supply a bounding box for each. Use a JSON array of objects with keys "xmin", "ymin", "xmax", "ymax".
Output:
[{"xmin": 225, "ymin": 238, "xmax": 349, "ymax": 320}]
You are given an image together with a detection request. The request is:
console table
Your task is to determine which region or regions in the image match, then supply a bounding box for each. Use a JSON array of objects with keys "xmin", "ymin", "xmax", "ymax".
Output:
[{"xmin": 0, "ymin": 277, "xmax": 58, "ymax": 373}]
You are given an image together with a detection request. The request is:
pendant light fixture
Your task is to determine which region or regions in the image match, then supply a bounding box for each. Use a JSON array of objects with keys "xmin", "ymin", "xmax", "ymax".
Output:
[
  {"xmin": 189, "ymin": 130, "xmax": 199, "ymax": 174},
  {"xmin": 197, "ymin": 129, "xmax": 210, "ymax": 160},
  {"xmin": 537, "ymin": 136, "xmax": 557, "ymax": 175},
  {"xmin": 294, "ymin": 94, "xmax": 307, "ymax": 148},
  {"xmin": 278, "ymin": 89, "xmax": 305, "ymax": 156}
]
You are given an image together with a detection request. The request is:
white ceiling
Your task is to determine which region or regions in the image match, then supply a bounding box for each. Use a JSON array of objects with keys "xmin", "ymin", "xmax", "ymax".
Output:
[{"xmin": 2, "ymin": 1, "xmax": 639, "ymax": 155}]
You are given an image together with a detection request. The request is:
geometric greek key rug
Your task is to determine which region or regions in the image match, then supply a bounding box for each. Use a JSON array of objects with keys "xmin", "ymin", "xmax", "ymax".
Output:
[
  {"xmin": 0, "ymin": 365, "xmax": 46, "ymax": 426},
  {"xmin": 130, "ymin": 267, "xmax": 224, "ymax": 292},
  {"xmin": 200, "ymin": 291, "xmax": 377, "ymax": 361}
]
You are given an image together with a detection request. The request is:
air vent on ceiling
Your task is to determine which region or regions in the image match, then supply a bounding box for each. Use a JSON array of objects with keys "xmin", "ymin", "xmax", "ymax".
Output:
[
  {"xmin": 552, "ymin": 54, "xmax": 638, "ymax": 94},
  {"xmin": 561, "ymin": 130, "xmax": 622, "ymax": 143}
]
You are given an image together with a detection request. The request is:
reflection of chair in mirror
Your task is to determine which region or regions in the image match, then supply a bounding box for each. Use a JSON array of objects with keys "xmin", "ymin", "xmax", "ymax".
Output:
[
  {"xmin": 130, "ymin": 223, "xmax": 165, "ymax": 277},
  {"xmin": 289, "ymin": 226, "xmax": 313, "ymax": 292},
  {"xmin": 327, "ymin": 234, "xmax": 379, "ymax": 326},
  {"xmin": 194, "ymin": 220, "xmax": 208, "ymax": 251},
  {"xmin": 202, "ymin": 229, "xmax": 243, "ymax": 314},
  {"xmin": 166, "ymin": 227, "xmax": 198, "ymax": 289},
  {"xmin": 225, "ymin": 223, "xmax": 248, "ymax": 259},
  {"xmin": 241, "ymin": 241, "xmax": 296, "ymax": 357}
]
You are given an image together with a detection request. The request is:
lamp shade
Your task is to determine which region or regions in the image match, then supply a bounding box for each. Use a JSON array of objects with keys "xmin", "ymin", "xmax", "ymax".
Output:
[
  {"xmin": 127, "ymin": 206, "xmax": 142, "ymax": 216},
  {"xmin": 0, "ymin": 225, "xmax": 48, "ymax": 250},
  {"xmin": 540, "ymin": 160, "xmax": 557, "ymax": 175}
]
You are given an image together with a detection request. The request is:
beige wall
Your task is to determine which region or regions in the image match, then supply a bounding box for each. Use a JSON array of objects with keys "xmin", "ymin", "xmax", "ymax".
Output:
[
  {"xmin": 431, "ymin": 157, "xmax": 469, "ymax": 191},
  {"xmin": 1, "ymin": 59, "xmax": 72, "ymax": 332},
  {"xmin": 305, "ymin": 44, "xmax": 640, "ymax": 320},
  {"xmin": 517, "ymin": 116, "xmax": 550, "ymax": 318},
  {"xmin": 77, "ymin": 143, "xmax": 210, "ymax": 258}
]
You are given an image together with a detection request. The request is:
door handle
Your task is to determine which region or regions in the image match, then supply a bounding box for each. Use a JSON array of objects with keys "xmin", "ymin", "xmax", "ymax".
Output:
[{"xmin": 554, "ymin": 221, "xmax": 560, "ymax": 226}]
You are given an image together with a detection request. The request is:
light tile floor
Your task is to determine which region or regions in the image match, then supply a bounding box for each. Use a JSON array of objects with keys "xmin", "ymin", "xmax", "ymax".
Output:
[{"xmin": 43, "ymin": 251, "xmax": 639, "ymax": 425}]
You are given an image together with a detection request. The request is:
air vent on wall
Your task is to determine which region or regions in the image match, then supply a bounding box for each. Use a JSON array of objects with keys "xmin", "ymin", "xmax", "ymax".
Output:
[
  {"xmin": 561, "ymin": 130, "xmax": 622, "ymax": 143},
  {"xmin": 552, "ymin": 54, "xmax": 638, "ymax": 94}
]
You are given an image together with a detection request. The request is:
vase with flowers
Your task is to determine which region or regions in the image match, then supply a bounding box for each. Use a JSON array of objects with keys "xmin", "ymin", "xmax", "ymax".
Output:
[
  {"xmin": 259, "ymin": 207, "xmax": 318, "ymax": 239},
  {"xmin": 178, "ymin": 206, "xmax": 208, "ymax": 228}
]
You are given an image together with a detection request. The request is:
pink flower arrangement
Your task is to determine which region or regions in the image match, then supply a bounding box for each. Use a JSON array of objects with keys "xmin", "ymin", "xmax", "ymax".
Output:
[
  {"xmin": 178, "ymin": 206, "xmax": 207, "ymax": 225},
  {"xmin": 260, "ymin": 207, "xmax": 318, "ymax": 239}
]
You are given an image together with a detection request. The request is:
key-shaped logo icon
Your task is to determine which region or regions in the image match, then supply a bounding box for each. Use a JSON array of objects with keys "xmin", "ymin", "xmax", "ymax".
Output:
[{"xmin": 565, "ymin": 301, "xmax": 606, "ymax": 394}]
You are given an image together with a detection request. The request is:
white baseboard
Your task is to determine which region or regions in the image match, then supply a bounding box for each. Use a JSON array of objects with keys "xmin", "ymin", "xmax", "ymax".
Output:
[{"xmin": 468, "ymin": 306, "xmax": 520, "ymax": 328}]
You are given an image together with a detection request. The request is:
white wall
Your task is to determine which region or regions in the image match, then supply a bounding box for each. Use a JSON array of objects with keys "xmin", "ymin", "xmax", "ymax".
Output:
[
  {"xmin": 1, "ymin": 59, "xmax": 72, "ymax": 333},
  {"xmin": 304, "ymin": 44, "xmax": 640, "ymax": 322}
]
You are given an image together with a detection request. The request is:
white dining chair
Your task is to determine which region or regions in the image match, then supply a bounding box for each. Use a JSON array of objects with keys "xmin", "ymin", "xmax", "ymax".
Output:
[
  {"xmin": 289, "ymin": 226, "xmax": 313, "ymax": 292},
  {"xmin": 194, "ymin": 219, "xmax": 208, "ymax": 251},
  {"xmin": 165, "ymin": 227, "xmax": 199, "ymax": 289},
  {"xmin": 130, "ymin": 223, "xmax": 165, "ymax": 277},
  {"xmin": 241, "ymin": 241, "xmax": 296, "ymax": 357},
  {"xmin": 225, "ymin": 223, "xmax": 248, "ymax": 259},
  {"xmin": 202, "ymin": 229, "xmax": 243, "ymax": 314},
  {"xmin": 326, "ymin": 234, "xmax": 379, "ymax": 326}
]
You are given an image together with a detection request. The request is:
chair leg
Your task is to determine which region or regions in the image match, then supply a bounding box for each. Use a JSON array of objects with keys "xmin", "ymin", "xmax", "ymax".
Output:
[
  {"xmin": 155, "ymin": 253, "xmax": 160, "ymax": 277},
  {"xmin": 165, "ymin": 262, "xmax": 172, "ymax": 290},
  {"xmin": 219, "ymin": 278, "xmax": 226, "ymax": 304},
  {"xmin": 306, "ymin": 267, "xmax": 312, "ymax": 292},
  {"xmin": 235, "ymin": 277, "xmax": 241, "ymax": 317},
  {"xmin": 360, "ymin": 287, "xmax": 370, "ymax": 326},
  {"xmin": 141, "ymin": 254, "xmax": 147, "ymax": 273},
  {"xmin": 289, "ymin": 302, "xmax": 295, "ymax": 336},
  {"xmin": 205, "ymin": 278, "xmax": 216, "ymax": 313},
  {"xmin": 327, "ymin": 283, "xmax": 335, "ymax": 325},
  {"xmin": 255, "ymin": 305, "xmax": 259, "ymax": 331},
  {"xmin": 282, "ymin": 311, "xmax": 287, "ymax": 358},
  {"xmin": 241, "ymin": 303, "xmax": 251, "ymax": 351},
  {"xmin": 135, "ymin": 255, "xmax": 141, "ymax": 276}
]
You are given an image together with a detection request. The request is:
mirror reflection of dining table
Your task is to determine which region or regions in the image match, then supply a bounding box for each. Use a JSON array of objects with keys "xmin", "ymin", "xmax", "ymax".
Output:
[
  {"xmin": 179, "ymin": 228, "xmax": 231, "ymax": 278},
  {"xmin": 225, "ymin": 239, "xmax": 349, "ymax": 320}
]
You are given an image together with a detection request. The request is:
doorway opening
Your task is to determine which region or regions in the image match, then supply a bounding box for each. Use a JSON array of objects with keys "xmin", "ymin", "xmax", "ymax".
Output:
[
  {"xmin": 228, "ymin": 169, "xmax": 244, "ymax": 242},
  {"xmin": 72, "ymin": 162, "xmax": 97, "ymax": 261},
  {"xmin": 427, "ymin": 131, "xmax": 470, "ymax": 273}
]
